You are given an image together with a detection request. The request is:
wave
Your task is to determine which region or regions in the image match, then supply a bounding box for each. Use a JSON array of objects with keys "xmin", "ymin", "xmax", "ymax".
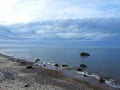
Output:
[
  {"xmin": 105, "ymin": 79, "xmax": 120, "ymax": 89},
  {"xmin": 77, "ymin": 71, "xmax": 100, "ymax": 79},
  {"xmin": 77, "ymin": 71, "xmax": 120, "ymax": 89}
]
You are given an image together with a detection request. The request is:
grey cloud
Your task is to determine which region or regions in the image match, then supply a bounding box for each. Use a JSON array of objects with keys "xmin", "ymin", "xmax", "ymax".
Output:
[{"xmin": 0, "ymin": 18, "xmax": 119, "ymax": 41}]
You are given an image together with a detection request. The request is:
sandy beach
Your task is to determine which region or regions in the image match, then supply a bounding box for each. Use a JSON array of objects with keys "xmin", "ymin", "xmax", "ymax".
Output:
[{"xmin": 0, "ymin": 52, "xmax": 118, "ymax": 90}]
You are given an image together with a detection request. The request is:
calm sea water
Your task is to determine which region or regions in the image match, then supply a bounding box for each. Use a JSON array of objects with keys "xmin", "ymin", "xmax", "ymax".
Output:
[{"xmin": 1, "ymin": 47, "xmax": 120, "ymax": 80}]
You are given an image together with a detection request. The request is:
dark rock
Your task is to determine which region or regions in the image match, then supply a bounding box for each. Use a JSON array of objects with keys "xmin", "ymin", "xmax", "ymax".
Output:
[
  {"xmin": 44, "ymin": 64, "xmax": 46, "ymax": 67},
  {"xmin": 35, "ymin": 58, "xmax": 40, "ymax": 63},
  {"xmin": 26, "ymin": 65, "xmax": 33, "ymax": 69},
  {"xmin": 80, "ymin": 52, "xmax": 90, "ymax": 56},
  {"xmin": 54, "ymin": 64, "xmax": 59, "ymax": 67},
  {"xmin": 80, "ymin": 64, "xmax": 87, "ymax": 68},
  {"xmin": 77, "ymin": 68, "xmax": 83, "ymax": 71},
  {"xmin": 83, "ymin": 74, "xmax": 88, "ymax": 77},
  {"xmin": 62, "ymin": 64, "xmax": 68, "ymax": 67},
  {"xmin": 99, "ymin": 78, "xmax": 105, "ymax": 83}
]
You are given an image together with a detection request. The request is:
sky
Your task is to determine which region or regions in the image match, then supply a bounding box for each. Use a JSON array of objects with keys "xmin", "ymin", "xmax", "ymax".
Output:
[
  {"xmin": 0, "ymin": 0, "xmax": 120, "ymax": 48},
  {"xmin": 0, "ymin": 0, "xmax": 120, "ymax": 24}
]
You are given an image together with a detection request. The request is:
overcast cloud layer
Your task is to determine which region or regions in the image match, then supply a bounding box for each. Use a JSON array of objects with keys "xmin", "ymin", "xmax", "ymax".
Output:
[
  {"xmin": 0, "ymin": 19, "xmax": 120, "ymax": 47},
  {"xmin": 0, "ymin": 0, "xmax": 120, "ymax": 24}
]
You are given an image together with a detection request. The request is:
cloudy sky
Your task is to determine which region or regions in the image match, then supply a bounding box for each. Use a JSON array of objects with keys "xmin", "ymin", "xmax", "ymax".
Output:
[
  {"xmin": 0, "ymin": 0, "xmax": 120, "ymax": 47},
  {"xmin": 0, "ymin": 0, "xmax": 120, "ymax": 24}
]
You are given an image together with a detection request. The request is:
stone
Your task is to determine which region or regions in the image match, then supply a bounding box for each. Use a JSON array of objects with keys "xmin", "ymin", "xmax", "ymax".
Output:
[
  {"xmin": 83, "ymin": 74, "xmax": 88, "ymax": 77},
  {"xmin": 54, "ymin": 64, "xmax": 59, "ymax": 67},
  {"xmin": 35, "ymin": 58, "xmax": 40, "ymax": 63},
  {"xmin": 99, "ymin": 78, "xmax": 105, "ymax": 83},
  {"xmin": 80, "ymin": 52, "xmax": 90, "ymax": 56},
  {"xmin": 80, "ymin": 64, "xmax": 87, "ymax": 68},
  {"xmin": 44, "ymin": 64, "xmax": 46, "ymax": 67},
  {"xmin": 26, "ymin": 65, "xmax": 33, "ymax": 69},
  {"xmin": 77, "ymin": 68, "xmax": 83, "ymax": 71},
  {"xmin": 62, "ymin": 64, "xmax": 68, "ymax": 67}
]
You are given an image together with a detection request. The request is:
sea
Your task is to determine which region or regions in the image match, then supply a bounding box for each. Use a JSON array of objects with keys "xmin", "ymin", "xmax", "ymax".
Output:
[{"xmin": 1, "ymin": 47, "xmax": 120, "ymax": 88}]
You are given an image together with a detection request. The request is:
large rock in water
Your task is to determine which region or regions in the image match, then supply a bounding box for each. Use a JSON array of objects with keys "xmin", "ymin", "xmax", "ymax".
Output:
[{"xmin": 80, "ymin": 52, "xmax": 90, "ymax": 56}]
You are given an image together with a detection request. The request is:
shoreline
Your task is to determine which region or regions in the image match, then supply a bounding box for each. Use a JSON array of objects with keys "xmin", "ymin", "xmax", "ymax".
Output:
[{"xmin": 0, "ymin": 52, "xmax": 118, "ymax": 90}]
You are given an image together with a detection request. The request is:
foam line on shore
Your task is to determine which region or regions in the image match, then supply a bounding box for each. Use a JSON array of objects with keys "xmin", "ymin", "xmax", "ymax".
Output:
[
  {"xmin": 77, "ymin": 71, "xmax": 120, "ymax": 89},
  {"xmin": 105, "ymin": 80, "xmax": 120, "ymax": 89}
]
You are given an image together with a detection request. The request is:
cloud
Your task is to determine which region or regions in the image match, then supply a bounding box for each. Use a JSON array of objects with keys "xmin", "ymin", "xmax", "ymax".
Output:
[
  {"xmin": 0, "ymin": 18, "xmax": 120, "ymax": 47},
  {"xmin": 0, "ymin": 0, "xmax": 120, "ymax": 24},
  {"xmin": 0, "ymin": 18, "xmax": 119, "ymax": 41}
]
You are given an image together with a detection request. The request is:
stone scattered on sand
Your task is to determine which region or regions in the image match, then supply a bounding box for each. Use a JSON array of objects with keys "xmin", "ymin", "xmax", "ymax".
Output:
[
  {"xmin": 62, "ymin": 64, "xmax": 68, "ymax": 67},
  {"xmin": 44, "ymin": 64, "xmax": 46, "ymax": 67},
  {"xmin": 99, "ymin": 78, "xmax": 105, "ymax": 83},
  {"xmin": 83, "ymin": 74, "xmax": 88, "ymax": 77},
  {"xmin": 80, "ymin": 52, "xmax": 90, "ymax": 56},
  {"xmin": 80, "ymin": 64, "xmax": 87, "ymax": 68},
  {"xmin": 54, "ymin": 64, "xmax": 59, "ymax": 67},
  {"xmin": 26, "ymin": 65, "xmax": 33, "ymax": 69},
  {"xmin": 35, "ymin": 58, "xmax": 40, "ymax": 63},
  {"xmin": 77, "ymin": 68, "xmax": 83, "ymax": 72}
]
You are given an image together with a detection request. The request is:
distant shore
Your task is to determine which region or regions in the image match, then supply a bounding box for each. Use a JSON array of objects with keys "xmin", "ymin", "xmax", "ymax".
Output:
[{"xmin": 0, "ymin": 52, "xmax": 117, "ymax": 90}]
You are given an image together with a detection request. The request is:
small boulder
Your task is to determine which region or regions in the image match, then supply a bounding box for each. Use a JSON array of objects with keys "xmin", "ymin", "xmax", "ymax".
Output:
[
  {"xmin": 83, "ymin": 74, "xmax": 88, "ymax": 77},
  {"xmin": 80, "ymin": 64, "xmax": 87, "ymax": 68},
  {"xmin": 99, "ymin": 78, "xmax": 105, "ymax": 83},
  {"xmin": 62, "ymin": 64, "xmax": 68, "ymax": 67},
  {"xmin": 43, "ymin": 64, "xmax": 46, "ymax": 67},
  {"xmin": 35, "ymin": 58, "xmax": 40, "ymax": 63},
  {"xmin": 26, "ymin": 65, "xmax": 33, "ymax": 69},
  {"xmin": 77, "ymin": 68, "xmax": 83, "ymax": 72},
  {"xmin": 80, "ymin": 52, "xmax": 90, "ymax": 56},
  {"xmin": 54, "ymin": 64, "xmax": 59, "ymax": 67}
]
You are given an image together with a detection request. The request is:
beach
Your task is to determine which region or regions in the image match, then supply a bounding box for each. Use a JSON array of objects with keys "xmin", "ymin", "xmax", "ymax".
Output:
[{"xmin": 0, "ymin": 52, "xmax": 118, "ymax": 90}]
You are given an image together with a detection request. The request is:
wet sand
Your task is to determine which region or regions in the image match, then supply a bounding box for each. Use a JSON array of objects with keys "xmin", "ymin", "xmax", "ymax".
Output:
[{"xmin": 0, "ymin": 53, "xmax": 118, "ymax": 90}]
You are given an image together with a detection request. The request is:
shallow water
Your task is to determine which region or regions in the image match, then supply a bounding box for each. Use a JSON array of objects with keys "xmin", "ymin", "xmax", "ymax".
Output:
[{"xmin": 1, "ymin": 47, "xmax": 120, "ymax": 81}]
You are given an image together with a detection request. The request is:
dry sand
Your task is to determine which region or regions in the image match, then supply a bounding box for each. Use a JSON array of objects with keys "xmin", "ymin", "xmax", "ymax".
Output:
[{"xmin": 0, "ymin": 53, "xmax": 118, "ymax": 90}]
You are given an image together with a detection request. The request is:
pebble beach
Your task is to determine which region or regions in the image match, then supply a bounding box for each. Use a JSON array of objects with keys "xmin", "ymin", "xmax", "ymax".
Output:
[{"xmin": 0, "ymin": 52, "xmax": 118, "ymax": 90}]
